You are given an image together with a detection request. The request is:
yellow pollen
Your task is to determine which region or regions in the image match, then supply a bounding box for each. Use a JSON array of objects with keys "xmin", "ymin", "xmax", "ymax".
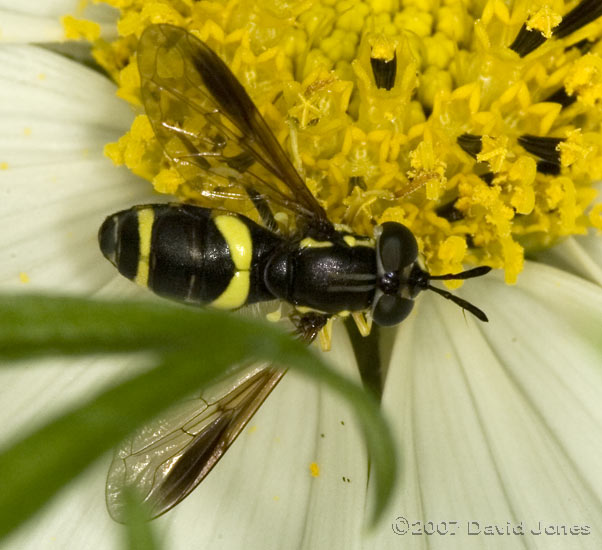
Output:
[
  {"xmin": 526, "ymin": 7, "xmax": 562, "ymax": 39},
  {"xmin": 61, "ymin": 15, "xmax": 101, "ymax": 41},
  {"xmin": 309, "ymin": 462, "xmax": 320, "ymax": 477},
  {"xmin": 590, "ymin": 204, "xmax": 602, "ymax": 231}
]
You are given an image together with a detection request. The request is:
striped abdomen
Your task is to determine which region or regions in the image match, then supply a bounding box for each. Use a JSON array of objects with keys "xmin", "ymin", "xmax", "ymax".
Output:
[{"xmin": 98, "ymin": 204, "xmax": 282, "ymax": 309}]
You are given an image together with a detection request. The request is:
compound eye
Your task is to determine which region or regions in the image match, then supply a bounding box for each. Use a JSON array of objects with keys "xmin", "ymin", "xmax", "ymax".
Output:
[
  {"xmin": 372, "ymin": 294, "xmax": 414, "ymax": 326},
  {"xmin": 377, "ymin": 222, "xmax": 418, "ymax": 273}
]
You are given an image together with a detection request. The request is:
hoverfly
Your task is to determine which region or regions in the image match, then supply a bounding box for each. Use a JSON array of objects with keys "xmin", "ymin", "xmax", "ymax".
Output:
[{"xmin": 99, "ymin": 24, "xmax": 491, "ymax": 522}]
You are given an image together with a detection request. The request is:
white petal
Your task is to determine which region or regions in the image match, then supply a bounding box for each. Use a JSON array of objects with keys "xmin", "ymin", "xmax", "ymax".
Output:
[
  {"xmin": 0, "ymin": 2, "xmax": 118, "ymax": 43},
  {"xmin": 365, "ymin": 262, "xmax": 602, "ymax": 549},
  {"xmin": 0, "ymin": 0, "xmax": 92, "ymax": 17},
  {"xmin": 0, "ymin": 45, "xmax": 154, "ymax": 296},
  {"xmin": 0, "ymin": 460, "xmax": 120, "ymax": 550},
  {"xmin": 534, "ymin": 234, "xmax": 602, "ymax": 287},
  {"xmin": 0, "ymin": 355, "xmax": 152, "ymax": 549},
  {"xmin": 0, "ymin": 354, "xmax": 147, "ymax": 550}
]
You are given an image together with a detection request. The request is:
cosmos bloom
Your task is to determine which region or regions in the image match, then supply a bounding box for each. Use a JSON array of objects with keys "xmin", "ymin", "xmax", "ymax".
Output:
[{"xmin": 1, "ymin": 1, "xmax": 602, "ymax": 549}]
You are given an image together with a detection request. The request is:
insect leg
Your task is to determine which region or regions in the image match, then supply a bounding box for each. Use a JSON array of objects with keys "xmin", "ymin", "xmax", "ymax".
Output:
[
  {"xmin": 290, "ymin": 311, "xmax": 333, "ymax": 344},
  {"xmin": 244, "ymin": 186, "xmax": 278, "ymax": 233}
]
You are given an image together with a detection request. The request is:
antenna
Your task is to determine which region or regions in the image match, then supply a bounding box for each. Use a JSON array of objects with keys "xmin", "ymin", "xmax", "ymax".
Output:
[
  {"xmin": 426, "ymin": 266, "xmax": 492, "ymax": 322},
  {"xmin": 428, "ymin": 266, "xmax": 491, "ymax": 281}
]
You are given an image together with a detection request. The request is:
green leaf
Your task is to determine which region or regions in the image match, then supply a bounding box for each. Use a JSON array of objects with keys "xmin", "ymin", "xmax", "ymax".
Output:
[
  {"xmin": 0, "ymin": 294, "xmax": 396, "ymax": 540},
  {"xmin": 120, "ymin": 489, "xmax": 162, "ymax": 550},
  {"xmin": 0, "ymin": 293, "xmax": 256, "ymax": 360}
]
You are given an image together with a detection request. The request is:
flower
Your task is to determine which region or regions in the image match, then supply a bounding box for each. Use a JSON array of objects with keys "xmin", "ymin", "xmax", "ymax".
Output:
[{"xmin": 1, "ymin": 1, "xmax": 602, "ymax": 549}]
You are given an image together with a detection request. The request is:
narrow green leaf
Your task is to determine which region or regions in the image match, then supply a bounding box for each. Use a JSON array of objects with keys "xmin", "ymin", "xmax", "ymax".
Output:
[
  {"xmin": 0, "ymin": 294, "xmax": 396, "ymax": 540},
  {"xmin": 0, "ymin": 294, "xmax": 247, "ymax": 360},
  {"xmin": 121, "ymin": 489, "xmax": 162, "ymax": 550}
]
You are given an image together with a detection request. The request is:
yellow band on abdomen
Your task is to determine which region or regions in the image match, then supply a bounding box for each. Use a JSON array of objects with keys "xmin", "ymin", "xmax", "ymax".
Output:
[
  {"xmin": 210, "ymin": 271, "xmax": 250, "ymax": 309},
  {"xmin": 214, "ymin": 215, "xmax": 252, "ymax": 270},
  {"xmin": 135, "ymin": 208, "xmax": 154, "ymax": 287}
]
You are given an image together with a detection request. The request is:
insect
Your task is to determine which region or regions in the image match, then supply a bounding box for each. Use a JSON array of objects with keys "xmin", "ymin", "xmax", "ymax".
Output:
[{"xmin": 99, "ymin": 24, "xmax": 491, "ymax": 522}]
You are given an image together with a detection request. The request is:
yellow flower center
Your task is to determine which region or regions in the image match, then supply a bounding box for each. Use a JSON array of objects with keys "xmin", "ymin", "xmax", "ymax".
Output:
[{"xmin": 71, "ymin": 0, "xmax": 602, "ymax": 284}]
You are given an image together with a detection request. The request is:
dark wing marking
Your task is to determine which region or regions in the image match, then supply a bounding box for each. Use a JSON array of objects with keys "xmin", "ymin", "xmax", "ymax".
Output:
[
  {"xmin": 105, "ymin": 305, "xmax": 328, "ymax": 521},
  {"xmin": 106, "ymin": 365, "xmax": 285, "ymax": 521},
  {"xmin": 137, "ymin": 23, "xmax": 331, "ymax": 229}
]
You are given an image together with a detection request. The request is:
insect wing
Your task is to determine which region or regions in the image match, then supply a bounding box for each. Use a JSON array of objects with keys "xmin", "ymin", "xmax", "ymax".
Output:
[
  {"xmin": 137, "ymin": 24, "xmax": 330, "ymax": 227},
  {"xmin": 106, "ymin": 365, "xmax": 284, "ymax": 521}
]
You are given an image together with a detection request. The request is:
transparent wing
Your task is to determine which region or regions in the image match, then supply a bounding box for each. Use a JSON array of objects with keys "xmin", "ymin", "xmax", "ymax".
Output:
[
  {"xmin": 106, "ymin": 364, "xmax": 285, "ymax": 522},
  {"xmin": 137, "ymin": 23, "xmax": 331, "ymax": 229}
]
